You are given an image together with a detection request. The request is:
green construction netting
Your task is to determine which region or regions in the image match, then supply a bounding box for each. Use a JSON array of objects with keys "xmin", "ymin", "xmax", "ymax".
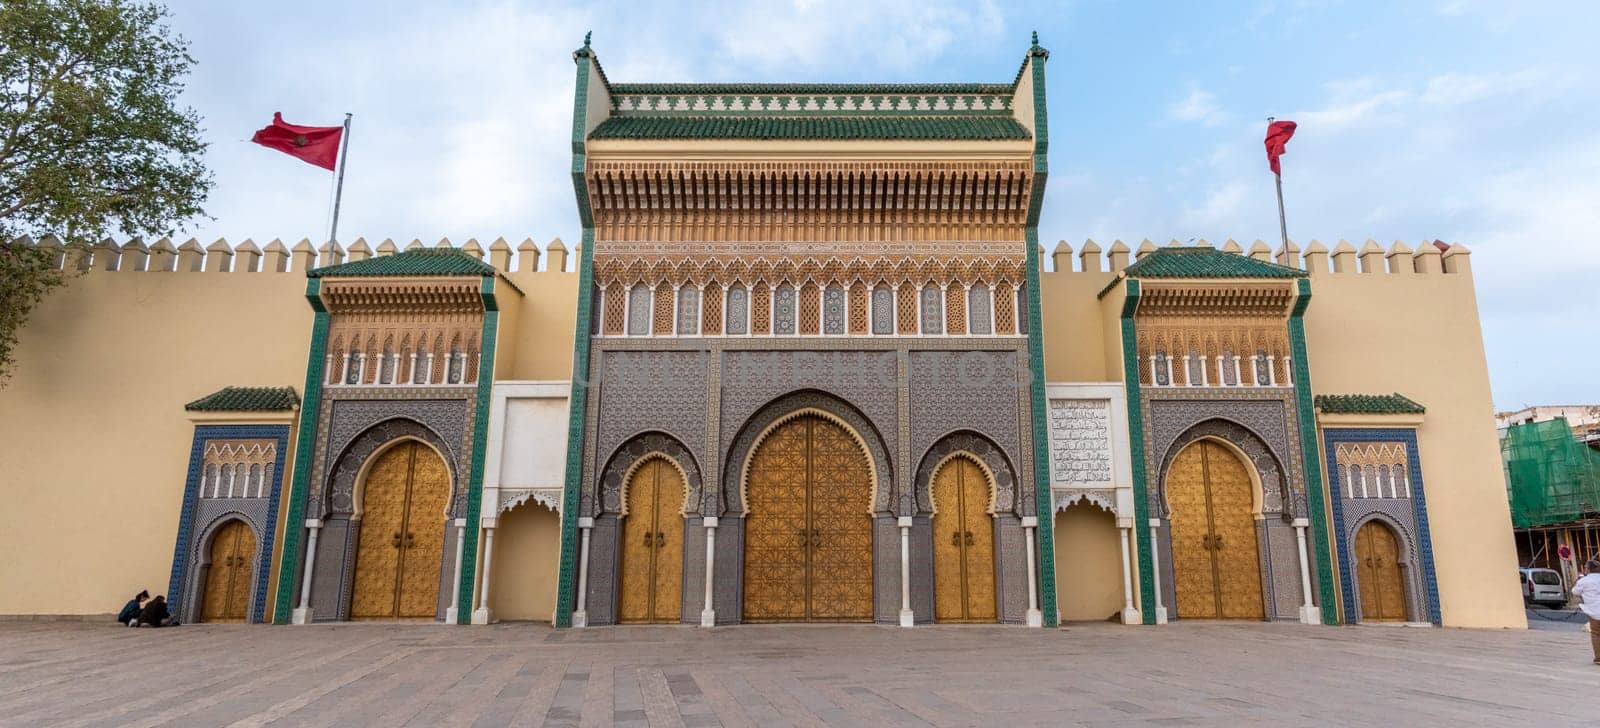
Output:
[{"xmin": 1502, "ymin": 418, "xmax": 1600, "ymax": 528}]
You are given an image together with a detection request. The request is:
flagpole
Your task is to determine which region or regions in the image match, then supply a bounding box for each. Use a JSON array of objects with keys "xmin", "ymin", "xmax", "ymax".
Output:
[
  {"xmin": 1268, "ymin": 117, "xmax": 1289, "ymax": 249},
  {"xmin": 327, "ymin": 113, "xmax": 352, "ymax": 244}
]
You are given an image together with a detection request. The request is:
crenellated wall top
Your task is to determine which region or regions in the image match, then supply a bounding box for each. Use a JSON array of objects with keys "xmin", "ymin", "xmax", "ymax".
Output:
[{"xmin": 1041, "ymin": 238, "xmax": 1473, "ymax": 278}]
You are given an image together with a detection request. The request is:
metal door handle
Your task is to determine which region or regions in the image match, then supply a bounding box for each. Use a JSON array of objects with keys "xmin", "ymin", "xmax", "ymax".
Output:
[
  {"xmin": 952, "ymin": 531, "xmax": 962, "ymax": 546},
  {"xmin": 964, "ymin": 531, "xmax": 975, "ymax": 546},
  {"xmin": 647, "ymin": 532, "xmax": 657, "ymax": 548},
  {"xmin": 1213, "ymin": 533, "xmax": 1223, "ymax": 550},
  {"xmin": 811, "ymin": 528, "xmax": 821, "ymax": 547},
  {"xmin": 799, "ymin": 529, "xmax": 810, "ymax": 547},
  {"xmin": 405, "ymin": 532, "xmax": 416, "ymax": 549},
  {"xmin": 655, "ymin": 531, "xmax": 666, "ymax": 547},
  {"xmin": 392, "ymin": 532, "xmax": 402, "ymax": 548},
  {"xmin": 1201, "ymin": 534, "xmax": 1212, "ymax": 550}
]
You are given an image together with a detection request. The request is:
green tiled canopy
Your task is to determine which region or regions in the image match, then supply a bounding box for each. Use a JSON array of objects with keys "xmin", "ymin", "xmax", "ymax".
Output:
[
  {"xmin": 1122, "ymin": 247, "xmax": 1307, "ymax": 279},
  {"xmin": 307, "ymin": 249, "xmax": 495, "ymax": 278},
  {"xmin": 185, "ymin": 386, "xmax": 299, "ymax": 412},
  {"xmin": 609, "ymin": 82, "xmax": 1014, "ymax": 95},
  {"xmin": 1314, "ymin": 393, "xmax": 1426, "ymax": 415},
  {"xmin": 590, "ymin": 116, "xmax": 1029, "ymax": 141}
]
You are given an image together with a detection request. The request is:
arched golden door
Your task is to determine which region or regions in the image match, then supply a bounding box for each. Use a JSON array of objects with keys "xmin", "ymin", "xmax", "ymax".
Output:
[
  {"xmin": 744, "ymin": 415, "xmax": 874, "ymax": 622},
  {"xmin": 1168, "ymin": 440, "xmax": 1264, "ymax": 619},
  {"xmin": 618, "ymin": 458, "xmax": 685, "ymax": 623},
  {"xmin": 932, "ymin": 457, "xmax": 997, "ymax": 622},
  {"xmin": 201, "ymin": 520, "xmax": 255, "ymax": 622},
  {"xmin": 1355, "ymin": 521, "xmax": 1407, "ymax": 621},
  {"xmin": 351, "ymin": 441, "xmax": 450, "ymax": 619}
]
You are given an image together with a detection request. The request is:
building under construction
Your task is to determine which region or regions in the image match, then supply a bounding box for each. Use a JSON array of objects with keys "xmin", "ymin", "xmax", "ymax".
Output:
[{"xmin": 1501, "ymin": 415, "xmax": 1600, "ymax": 574}]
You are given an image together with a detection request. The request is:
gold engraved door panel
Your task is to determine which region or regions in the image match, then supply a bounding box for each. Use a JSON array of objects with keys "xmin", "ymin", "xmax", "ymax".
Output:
[
  {"xmin": 619, "ymin": 459, "xmax": 686, "ymax": 623},
  {"xmin": 1355, "ymin": 521, "xmax": 1406, "ymax": 621},
  {"xmin": 202, "ymin": 520, "xmax": 252, "ymax": 622},
  {"xmin": 396, "ymin": 444, "xmax": 449, "ymax": 619},
  {"xmin": 743, "ymin": 416, "xmax": 874, "ymax": 622},
  {"xmin": 1168, "ymin": 444, "xmax": 1218, "ymax": 619},
  {"xmin": 351, "ymin": 442, "xmax": 449, "ymax": 620},
  {"xmin": 805, "ymin": 417, "xmax": 875, "ymax": 621},
  {"xmin": 1167, "ymin": 441, "xmax": 1264, "ymax": 620},
  {"xmin": 933, "ymin": 458, "xmax": 996, "ymax": 622}
]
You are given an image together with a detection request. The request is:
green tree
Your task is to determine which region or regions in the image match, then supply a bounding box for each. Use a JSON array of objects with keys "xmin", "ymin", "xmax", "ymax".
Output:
[{"xmin": 0, "ymin": 0, "xmax": 210, "ymax": 383}]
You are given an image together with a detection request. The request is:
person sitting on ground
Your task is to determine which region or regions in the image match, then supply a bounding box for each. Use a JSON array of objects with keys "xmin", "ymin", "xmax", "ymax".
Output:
[
  {"xmin": 135, "ymin": 595, "xmax": 178, "ymax": 627},
  {"xmin": 117, "ymin": 590, "xmax": 149, "ymax": 626},
  {"xmin": 1572, "ymin": 559, "xmax": 1600, "ymax": 665}
]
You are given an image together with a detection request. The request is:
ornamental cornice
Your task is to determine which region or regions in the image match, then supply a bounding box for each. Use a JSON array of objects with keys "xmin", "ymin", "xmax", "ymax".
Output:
[
  {"xmin": 500, "ymin": 487, "xmax": 563, "ymax": 514},
  {"xmin": 320, "ymin": 277, "xmax": 486, "ymax": 315},
  {"xmin": 1135, "ymin": 280, "xmax": 1297, "ymax": 318},
  {"xmin": 593, "ymin": 253, "xmax": 1025, "ymax": 288}
]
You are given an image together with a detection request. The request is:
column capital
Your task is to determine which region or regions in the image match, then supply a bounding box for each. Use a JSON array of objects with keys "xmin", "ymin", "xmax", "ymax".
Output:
[
  {"xmin": 1148, "ymin": 518, "xmax": 1163, "ymax": 528},
  {"xmin": 1020, "ymin": 515, "xmax": 1039, "ymax": 528},
  {"xmin": 304, "ymin": 519, "xmax": 322, "ymax": 529},
  {"xmin": 1291, "ymin": 517, "xmax": 1310, "ymax": 528},
  {"xmin": 480, "ymin": 516, "xmax": 498, "ymax": 529},
  {"xmin": 453, "ymin": 518, "xmax": 467, "ymax": 527},
  {"xmin": 897, "ymin": 516, "xmax": 914, "ymax": 528},
  {"xmin": 578, "ymin": 516, "xmax": 595, "ymax": 528},
  {"xmin": 703, "ymin": 516, "xmax": 719, "ymax": 528}
]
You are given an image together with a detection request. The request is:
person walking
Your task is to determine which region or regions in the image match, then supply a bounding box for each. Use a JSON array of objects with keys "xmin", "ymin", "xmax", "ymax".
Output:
[{"xmin": 1572, "ymin": 559, "xmax": 1600, "ymax": 665}]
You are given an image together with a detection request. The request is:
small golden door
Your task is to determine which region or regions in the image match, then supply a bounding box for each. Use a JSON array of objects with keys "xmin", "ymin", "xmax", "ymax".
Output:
[
  {"xmin": 932, "ymin": 457, "xmax": 996, "ymax": 622},
  {"xmin": 202, "ymin": 520, "xmax": 255, "ymax": 623},
  {"xmin": 618, "ymin": 459, "xmax": 685, "ymax": 623}
]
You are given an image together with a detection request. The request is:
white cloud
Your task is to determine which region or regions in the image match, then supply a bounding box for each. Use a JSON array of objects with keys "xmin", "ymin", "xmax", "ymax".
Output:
[
  {"xmin": 1169, "ymin": 87, "xmax": 1228, "ymax": 127},
  {"xmin": 708, "ymin": 0, "xmax": 1006, "ymax": 75}
]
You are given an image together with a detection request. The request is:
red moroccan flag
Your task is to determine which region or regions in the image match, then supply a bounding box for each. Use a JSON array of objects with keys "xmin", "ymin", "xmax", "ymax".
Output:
[
  {"xmin": 251, "ymin": 112, "xmax": 343, "ymax": 170},
  {"xmin": 1264, "ymin": 120, "xmax": 1297, "ymax": 175}
]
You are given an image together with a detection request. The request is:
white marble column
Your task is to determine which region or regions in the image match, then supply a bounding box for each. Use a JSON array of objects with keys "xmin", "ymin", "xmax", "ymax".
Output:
[
  {"xmin": 1294, "ymin": 517, "xmax": 1321, "ymax": 624},
  {"xmin": 472, "ymin": 518, "xmax": 496, "ymax": 624},
  {"xmin": 898, "ymin": 516, "xmax": 914, "ymax": 627},
  {"xmin": 1118, "ymin": 523, "xmax": 1141, "ymax": 625},
  {"xmin": 1022, "ymin": 516, "xmax": 1042, "ymax": 627},
  {"xmin": 291, "ymin": 519, "xmax": 321, "ymax": 625},
  {"xmin": 701, "ymin": 517, "xmax": 718, "ymax": 627},
  {"xmin": 572, "ymin": 517, "xmax": 593, "ymax": 628},
  {"xmin": 1148, "ymin": 518, "xmax": 1168, "ymax": 624},
  {"xmin": 445, "ymin": 517, "xmax": 467, "ymax": 623}
]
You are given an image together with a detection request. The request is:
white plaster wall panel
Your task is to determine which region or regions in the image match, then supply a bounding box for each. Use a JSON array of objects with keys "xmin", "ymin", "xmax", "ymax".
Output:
[{"xmin": 500, "ymin": 397, "xmax": 570, "ymax": 487}]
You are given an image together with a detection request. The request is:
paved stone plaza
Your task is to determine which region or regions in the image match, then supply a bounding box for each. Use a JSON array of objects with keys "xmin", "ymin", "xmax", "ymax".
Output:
[{"xmin": 1, "ymin": 621, "xmax": 1596, "ymax": 726}]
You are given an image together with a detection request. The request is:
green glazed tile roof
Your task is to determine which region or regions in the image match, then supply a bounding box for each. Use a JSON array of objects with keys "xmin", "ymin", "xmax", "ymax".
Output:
[
  {"xmin": 307, "ymin": 249, "xmax": 495, "ymax": 278},
  {"xmin": 185, "ymin": 386, "xmax": 299, "ymax": 412},
  {"xmin": 1121, "ymin": 247, "xmax": 1307, "ymax": 279},
  {"xmin": 590, "ymin": 116, "xmax": 1030, "ymax": 141},
  {"xmin": 609, "ymin": 83, "xmax": 1015, "ymax": 95},
  {"xmin": 1314, "ymin": 393, "xmax": 1426, "ymax": 415}
]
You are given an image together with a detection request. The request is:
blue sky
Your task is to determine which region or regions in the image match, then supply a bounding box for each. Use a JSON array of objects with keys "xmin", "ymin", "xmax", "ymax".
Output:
[{"xmin": 164, "ymin": 0, "xmax": 1598, "ymax": 411}]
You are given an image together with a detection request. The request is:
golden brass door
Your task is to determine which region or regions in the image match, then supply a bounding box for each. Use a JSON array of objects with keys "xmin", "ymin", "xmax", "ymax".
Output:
[
  {"xmin": 202, "ymin": 520, "xmax": 254, "ymax": 622},
  {"xmin": 932, "ymin": 458, "xmax": 997, "ymax": 622},
  {"xmin": 1167, "ymin": 441, "xmax": 1264, "ymax": 620},
  {"xmin": 1355, "ymin": 521, "xmax": 1406, "ymax": 621},
  {"xmin": 351, "ymin": 441, "xmax": 450, "ymax": 620},
  {"xmin": 618, "ymin": 458, "xmax": 686, "ymax": 623},
  {"xmin": 743, "ymin": 415, "xmax": 874, "ymax": 622}
]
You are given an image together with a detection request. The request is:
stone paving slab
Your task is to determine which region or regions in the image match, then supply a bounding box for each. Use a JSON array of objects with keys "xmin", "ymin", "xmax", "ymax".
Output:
[{"xmin": 1, "ymin": 621, "xmax": 1596, "ymax": 726}]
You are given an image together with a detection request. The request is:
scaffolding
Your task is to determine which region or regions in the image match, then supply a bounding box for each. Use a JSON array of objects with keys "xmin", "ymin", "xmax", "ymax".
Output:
[{"xmin": 1502, "ymin": 418, "xmax": 1600, "ymax": 529}]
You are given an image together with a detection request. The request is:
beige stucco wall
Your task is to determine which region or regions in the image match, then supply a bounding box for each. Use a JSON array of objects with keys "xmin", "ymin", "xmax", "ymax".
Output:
[
  {"xmin": 502, "ymin": 269, "xmax": 578, "ymax": 381},
  {"xmin": 1053, "ymin": 505, "xmax": 1123, "ymax": 621},
  {"xmin": 1038, "ymin": 266, "xmax": 1118, "ymax": 381},
  {"xmin": 488, "ymin": 502, "xmax": 561, "ymax": 621},
  {"xmin": 1303, "ymin": 256, "xmax": 1525, "ymax": 629},
  {"xmin": 0, "ymin": 266, "xmax": 311, "ymax": 616}
]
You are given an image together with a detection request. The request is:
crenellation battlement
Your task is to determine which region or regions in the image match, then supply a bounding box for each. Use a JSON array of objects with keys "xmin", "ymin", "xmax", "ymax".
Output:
[
  {"xmin": 6, "ymin": 235, "xmax": 582, "ymax": 275},
  {"xmin": 1039, "ymin": 237, "xmax": 1472, "ymax": 277}
]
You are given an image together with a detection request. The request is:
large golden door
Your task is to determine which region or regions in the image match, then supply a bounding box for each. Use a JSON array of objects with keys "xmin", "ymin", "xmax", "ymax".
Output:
[
  {"xmin": 1167, "ymin": 440, "xmax": 1264, "ymax": 619},
  {"xmin": 1355, "ymin": 521, "xmax": 1407, "ymax": 621},
  {"xmin": 351, "ymin": 441, "xmax": 450, "ymax": 619},
  {"xmin": 618, "ymin": 458, "xmax": 686, "ymax": 623},
  {"xmin": 201, "ymin": 520, "xmax": 255, "ymax": 622},
  {"xmin": 932, "ymin": 457, "xmax": 997, "ymax": 622},
  {"xmin": 743, "ymin": 416, "xmax": 874, "ymax": 622}
]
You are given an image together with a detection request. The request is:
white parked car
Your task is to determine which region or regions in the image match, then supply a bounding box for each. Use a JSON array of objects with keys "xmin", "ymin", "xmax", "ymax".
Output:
[{"xmin": 1519, "ymin": 567, "xmax": 1566, "ymax": 607}]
